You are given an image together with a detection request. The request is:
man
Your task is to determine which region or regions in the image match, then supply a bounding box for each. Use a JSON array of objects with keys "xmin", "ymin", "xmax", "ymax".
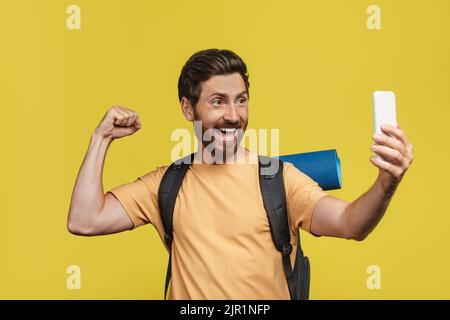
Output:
[{"xmin": 67, "ymin": 49, "xmax": 413, "ymax": 299}]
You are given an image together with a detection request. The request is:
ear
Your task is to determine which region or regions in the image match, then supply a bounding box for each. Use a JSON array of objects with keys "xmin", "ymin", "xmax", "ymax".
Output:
[{"xmin": 180, "ymin": 97, "xmax": 195, "ymax": 121}]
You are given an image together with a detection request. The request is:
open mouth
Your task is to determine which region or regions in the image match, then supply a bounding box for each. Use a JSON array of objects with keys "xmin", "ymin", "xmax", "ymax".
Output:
[{"xmin": 213, "ymin": 127, "xmax": 240, "ymax": 140}]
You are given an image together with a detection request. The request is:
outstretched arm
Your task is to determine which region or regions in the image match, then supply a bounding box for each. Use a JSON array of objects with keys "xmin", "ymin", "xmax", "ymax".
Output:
[{"xmin": 310, "ymin": 124, "xmax": 414, "ymax": 241}]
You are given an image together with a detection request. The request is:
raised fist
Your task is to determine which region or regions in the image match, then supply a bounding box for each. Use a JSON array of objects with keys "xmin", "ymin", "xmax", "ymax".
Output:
[{"xmin": 95, "ymin": 106, "xmax": 141, "ymax": 140}]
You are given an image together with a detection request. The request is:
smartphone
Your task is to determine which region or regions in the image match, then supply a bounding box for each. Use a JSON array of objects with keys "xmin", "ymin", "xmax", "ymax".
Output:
[{"xmin": 373, "ymin": 91, "xmax": 397, "ymax": 160}]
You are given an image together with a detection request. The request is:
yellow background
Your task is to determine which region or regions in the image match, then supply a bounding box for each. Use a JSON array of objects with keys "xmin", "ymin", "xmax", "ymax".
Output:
[{"xmin": 0, "ymin": 0, "xmax": 449, "ymax": 299}]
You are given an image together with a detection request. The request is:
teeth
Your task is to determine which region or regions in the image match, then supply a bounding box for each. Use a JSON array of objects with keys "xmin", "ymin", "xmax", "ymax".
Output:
[{"xmin": 219, "ymin": 128, "xmax": 237, "ymax": 133}]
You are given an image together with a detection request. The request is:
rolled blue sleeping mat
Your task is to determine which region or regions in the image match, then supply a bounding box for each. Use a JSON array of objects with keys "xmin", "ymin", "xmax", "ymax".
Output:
[{"xmin": 278, "ymin": 149, "xmax": 342, "ymax": 190}]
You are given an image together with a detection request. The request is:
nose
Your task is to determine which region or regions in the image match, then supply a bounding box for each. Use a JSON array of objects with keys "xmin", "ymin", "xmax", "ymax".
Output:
[{"xmin": 223, "ymin": 104, "xmax": 239, "ymax": 124}]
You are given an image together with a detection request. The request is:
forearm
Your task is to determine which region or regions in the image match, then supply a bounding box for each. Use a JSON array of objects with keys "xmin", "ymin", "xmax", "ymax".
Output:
[
  {"xmin": 343, "ymin": 175, "xmax": 399, "ymax": 241},
  {"xmin": 67, "ymin": 131, "xmax": 112, "ymax": 231}
]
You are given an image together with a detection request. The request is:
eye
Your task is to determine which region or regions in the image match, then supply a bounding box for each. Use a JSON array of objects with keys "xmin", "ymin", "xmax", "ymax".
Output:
[
  {"xmin": 211, "ymin": 99, "xmax": 222, "ymax": 107},
  {"xmin": 237, "ymin": 98, "xmax": 247, "ymax": 105}
]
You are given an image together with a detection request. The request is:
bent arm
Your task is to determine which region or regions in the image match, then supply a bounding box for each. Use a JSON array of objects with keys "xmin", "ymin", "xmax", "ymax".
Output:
[{"xmin": 67, "ymin": 132, "xmax": 133, "ymax": 236}]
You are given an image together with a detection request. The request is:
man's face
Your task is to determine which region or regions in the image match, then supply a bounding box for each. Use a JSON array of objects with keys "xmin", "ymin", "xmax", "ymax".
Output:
[{"xmin": 182, "ymin": 72, "xmax": 249, "ymax": 161}]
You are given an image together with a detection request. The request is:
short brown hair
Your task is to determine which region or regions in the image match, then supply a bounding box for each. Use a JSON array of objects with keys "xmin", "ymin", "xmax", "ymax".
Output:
[{"xmin": 178, "ymin": 49, "xmax": 250, "ymax": 107}]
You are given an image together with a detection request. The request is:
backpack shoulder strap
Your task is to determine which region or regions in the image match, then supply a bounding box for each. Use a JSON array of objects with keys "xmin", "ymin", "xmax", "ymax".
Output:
[
  {"xmin": 258, "ymin": 155, "xmax": 298, "ymax": 300},
  {"xmin": 157, "ymin": 153, "xmax": 193, "ymax": 299}
]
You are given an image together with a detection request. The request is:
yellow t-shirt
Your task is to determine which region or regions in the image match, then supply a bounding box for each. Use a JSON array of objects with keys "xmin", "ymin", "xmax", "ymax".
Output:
[{"xmin": 108, "ymin": 151, "xmax": 328, "ymax": 299}]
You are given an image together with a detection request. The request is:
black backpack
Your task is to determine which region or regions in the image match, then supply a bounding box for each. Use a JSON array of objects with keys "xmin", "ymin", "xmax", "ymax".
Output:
[{"xmin": 157, "ymin": 153, "xmax": 311, "ymax": 300}]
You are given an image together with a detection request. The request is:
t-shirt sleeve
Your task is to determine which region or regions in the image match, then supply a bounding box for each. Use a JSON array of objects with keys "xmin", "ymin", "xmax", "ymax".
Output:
[
  {"xmin": 283, "ymin": 162, "xmax": 329, "ymax": 235},
  {"xmin": 107, "ymin": 165, "xmax": 169, "ymax": 229}
]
